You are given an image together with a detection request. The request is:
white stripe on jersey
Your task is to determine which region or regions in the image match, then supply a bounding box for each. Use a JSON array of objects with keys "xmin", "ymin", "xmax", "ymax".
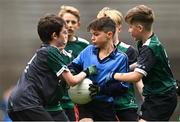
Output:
[
  {"xmin": 78, "ymin": 37, "xmax": 89, "ymax": 44},
  {"xmin": 56, "ymin": 65, "xmax": 70, "ymax": 77},
  {"xmin": 120, "ymin": 42, "xmax": 130, "ymax": 48},
  {"xmin": 134, "ymin": 68, "xmax": 147, "ymax": 76}
]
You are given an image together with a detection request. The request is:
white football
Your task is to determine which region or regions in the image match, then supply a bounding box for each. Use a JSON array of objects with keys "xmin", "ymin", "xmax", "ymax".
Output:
[{"xmin": 68, "ymin": 78, "xmax": 92, "ymax": 104}]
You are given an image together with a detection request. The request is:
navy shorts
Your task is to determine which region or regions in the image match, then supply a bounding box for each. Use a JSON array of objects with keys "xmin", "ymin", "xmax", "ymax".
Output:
[
  {"xmin": 8, "ymin": 107, "xmax": 69, "ymax": 121},
  {"xmin": 77, "ymin": 100, "xmax": 117, "ymax": 121},
  {"xmin": 8, "ymin": 107, "xmax": 53, "ymax": 121},
  {"xmin": 139, "ymin": 89, "xmax": 177, "ymax": 121},
  {"xmin": 116, "ymin": 108, "xmax": 138, "ymax": 121}
]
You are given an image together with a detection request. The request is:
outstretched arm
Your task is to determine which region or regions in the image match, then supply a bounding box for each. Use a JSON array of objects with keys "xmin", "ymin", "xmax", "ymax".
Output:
[
  {"xmin": 61, "ymin": 65, "xmax": 97, "ymax": 86},
  {"xmin": 113, "ymin": 71, "xmax": 143, "ymax": 83},
  {"xmin": 61, "ymin": 70, "xmax": 86, "ymax": 86}
]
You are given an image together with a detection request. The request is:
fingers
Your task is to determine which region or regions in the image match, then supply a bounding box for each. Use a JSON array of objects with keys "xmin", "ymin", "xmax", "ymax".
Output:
[{"xmin": 88, "ymin": 84, "xmax": 98, "ymax": 98}]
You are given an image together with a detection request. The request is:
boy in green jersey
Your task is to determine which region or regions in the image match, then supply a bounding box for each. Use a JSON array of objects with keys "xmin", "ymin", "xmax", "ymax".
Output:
[
  {"xmin": 46, "ymin": 5, "xmax": 89, "ymax": 121},
  {"xmin": 107, "ymin": 5, "xmax": 177, "ymax": 121},
  {"xmin": 97, "ymin": 7, "xmax": 144, "ymax": 121}
]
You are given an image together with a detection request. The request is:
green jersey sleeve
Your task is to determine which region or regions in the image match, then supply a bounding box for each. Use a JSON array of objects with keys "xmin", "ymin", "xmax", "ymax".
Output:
[{"xmin": 47, "ymin": 46, "xmax": 70, "ymax": 77}]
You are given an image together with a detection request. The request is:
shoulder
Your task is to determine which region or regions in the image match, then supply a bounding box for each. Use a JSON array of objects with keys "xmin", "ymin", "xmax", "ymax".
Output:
[
  {"xmin": 117, "ymin": 42, "xmax": 137, "ymax": 57},
  {"xmin": 81, "ymin": 44, "xmax": 94, "ymax": 52},
  {"xmin": 143, "ymin": 34, "xmax": 164, "ymax": 55},
  {"xmin": 116, "ymin": 49, "xmax": 128, "ymax": 60},
  {"xmin": 119, "ymin": 42, "xmax": 131, "ymax": 49},
  {"xmin": 45, "ymin": 46, "xmax": 69, "ymax": 59},
  {"xmin": 77, "ymin": 37, "xmax": 90, "ymax": 44},
  {"xmin": 144, "ymin": 34, "xmax": 161, "ymax": 49},
  {"xmin": 36, "ymin": 45, "xmax": 51, "ymax": 58},
  {"xmin": 46, "ymin": 46, "xmax": 60, "ymax": 55}
]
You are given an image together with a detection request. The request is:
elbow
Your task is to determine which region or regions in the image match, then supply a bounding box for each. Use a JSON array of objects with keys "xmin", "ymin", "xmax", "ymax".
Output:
[
  {"xmin": 133, "ymin": 72, "xmax": 143, "ymax": 82},
  {"xmin": 134, "ymin": 77, "xmax": 142, "ymax": 82}
]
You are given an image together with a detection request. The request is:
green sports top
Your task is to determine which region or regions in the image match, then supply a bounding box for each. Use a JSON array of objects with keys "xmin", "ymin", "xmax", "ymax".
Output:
[
  {"xmin": 135, "ymin": 34, "xmax": 176, "ymax": 96},
  {"xmin": 45, "ymin": 37, "xmax": 89, "ymax": 111},
  {"xmin": 114, "ymin": 42, "xmax": 138, "ymax": 110},
  {"xmin": 8, "ymin": 44, "xmax": 71, "ymax": 112}
]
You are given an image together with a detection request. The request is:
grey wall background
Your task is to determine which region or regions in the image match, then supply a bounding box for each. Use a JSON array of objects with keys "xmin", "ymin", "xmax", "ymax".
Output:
[{"xmin": 0, "ymin": 0, "xmax": 179, "ymax": 120}]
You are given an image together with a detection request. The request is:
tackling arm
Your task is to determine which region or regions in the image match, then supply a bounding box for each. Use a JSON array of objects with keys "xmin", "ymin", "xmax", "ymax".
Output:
[{"xmin": 114, "ymin": 71, "xmax": 143, "ymax": 83}]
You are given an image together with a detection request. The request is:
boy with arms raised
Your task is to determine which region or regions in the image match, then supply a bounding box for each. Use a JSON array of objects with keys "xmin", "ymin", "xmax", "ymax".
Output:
[
  {"xmin": 107, "ymin": 5, "xmax": 177, "ymax": 121},
  {"xmin": 7, "ymin": 14, "xmax": 96, "ymax": 121}
]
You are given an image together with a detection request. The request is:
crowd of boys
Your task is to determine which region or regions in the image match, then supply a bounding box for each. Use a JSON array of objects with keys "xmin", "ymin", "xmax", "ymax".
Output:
[{"xmin": 5, "ymin": 4, "xmax": 179, "ymax": 122}]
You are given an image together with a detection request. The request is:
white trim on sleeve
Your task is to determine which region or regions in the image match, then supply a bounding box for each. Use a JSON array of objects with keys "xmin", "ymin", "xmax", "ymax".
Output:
[
  {"xmin": 134, "ymin": 68, "xmax": 147, "ymax": 76},
  {"xmin": 56, "ymin": 65, "xmax": 70, "ymax": 77}
]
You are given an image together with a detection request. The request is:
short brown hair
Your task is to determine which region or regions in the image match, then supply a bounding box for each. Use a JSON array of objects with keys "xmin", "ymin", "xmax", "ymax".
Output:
[
  {"xmin": 58, "ymin": 5, "xmax": 80, "ymax": 21},
  {"xmin": 37, "ymin": 14, "xmax": 65, "ymax": 43},
  {"xmin": 125, "ymin": 5, "xmax": 154, "ymax": 31},
  {"xmin": 87, "ymin": 17, "xmax": 116, "ymax": 35}
]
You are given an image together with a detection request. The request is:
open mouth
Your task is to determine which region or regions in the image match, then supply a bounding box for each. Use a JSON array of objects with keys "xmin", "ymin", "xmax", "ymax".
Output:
[{"xmin": 68, "ymin": 29, "xmax": 74, "ymax": 33}]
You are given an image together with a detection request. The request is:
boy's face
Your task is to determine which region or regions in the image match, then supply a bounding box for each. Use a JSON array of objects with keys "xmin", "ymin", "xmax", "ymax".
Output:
[
  {"xmin": 90, "ymin": 29, "xmax": 112, "ymax": 48},
  {"xmin": 127, "ymin": 23, "xmax": 142, "ymax": 41},
  {"xmin": 55, "ymin": 26, "xmax": 68, "ymax": 49},
  {"xmin": 62, "ymin": 13, "xmax": 80, "ymax": 38}
]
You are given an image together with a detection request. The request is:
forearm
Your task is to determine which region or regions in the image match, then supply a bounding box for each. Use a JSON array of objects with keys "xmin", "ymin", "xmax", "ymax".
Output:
[
  {"xmin": 114, "ymin": 71, "xmax": 142, "ymax": 83},
  {"xmin": 62, "ymin": 71, "xmax": 86, "ymax": 86},
  {"xmin": 134, "ymin": 79, "xmax": 144, "ymax": 101}
]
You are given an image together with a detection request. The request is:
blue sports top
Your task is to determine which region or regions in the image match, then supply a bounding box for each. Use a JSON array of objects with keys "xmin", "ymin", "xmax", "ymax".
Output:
[{"xmin": 72, "ymin": 45, "xmax": 129, "ymax": 102}]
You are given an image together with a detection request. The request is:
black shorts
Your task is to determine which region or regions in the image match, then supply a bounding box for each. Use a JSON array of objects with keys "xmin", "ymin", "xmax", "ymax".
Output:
[
  {"xmin": 8, "ymin": 107, "xmax": 53, "ymax": 121},
  {"xmin": 63, "ymin": 108, "xmax": 75, "ymax": 121},
  {"xmin": 77, "ymin": 100, "xmax": 117, "ymax": 121},
  {"xmin": 116, "ymin": 108, "xmax": 138, "ymax": 121},
  {"xmin": 48, "ymin": 110, "xmax": 69, "ymax": 121},
  {"xmin": 139, "ymin": 89, "xmax": 177, "ymax": 121}
]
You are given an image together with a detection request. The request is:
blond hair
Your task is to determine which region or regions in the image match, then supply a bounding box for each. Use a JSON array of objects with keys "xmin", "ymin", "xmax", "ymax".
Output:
[
  {"xmin": 58, "ymin": 5, "xmax": 80, "ymax": 21},
  {"xmin": 97, "ymin": 7, "xmax": 123, "ymax": 26}
]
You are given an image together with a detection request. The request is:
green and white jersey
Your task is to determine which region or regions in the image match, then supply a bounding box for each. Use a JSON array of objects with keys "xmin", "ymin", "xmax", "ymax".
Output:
[
  {"xmin": 65, "ymin": 36, "xmax": 89, "ymax": 58},
  {"xmin": 45, "ymin": 47, "xmax": 72, "ymax": 111},
  {"xmin": 135, "ymin": 34, "xmax": 176, "ymax": 96},
  {"xmin": 61, "ymin": 36, "xmax": 89, "ymax": 109},
  {"xmin": 114, "ymin": 42, "xmax": 138, "ymax": 110}
]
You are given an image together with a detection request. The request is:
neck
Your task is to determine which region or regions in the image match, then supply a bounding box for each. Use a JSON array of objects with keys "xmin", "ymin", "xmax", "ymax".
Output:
[
  {"xmin": 114, "ymin": 30, "xmax": 120, "ymax": 46},
  {"xmin": 99, "ymin": 40, "xmax": 114, "ymax": 60},
  {"xmin": 114, "ymin": 34, "xmax": 120, "ymax": 46},
  {"xmin": 68, "ymin": 35, "xmax": 76, "ymax": 42},
  {"xmin": 142, "ymin": 31, "xmax": 153, "ymax": 43}
]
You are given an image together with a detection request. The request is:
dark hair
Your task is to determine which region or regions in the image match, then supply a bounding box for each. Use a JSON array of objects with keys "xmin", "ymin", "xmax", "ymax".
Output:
[
  {"xmin": 87, "ymin": 17, "xmax": 116, "ymax": 35},
  {"xmin": 37, "ymin": 14, "xmax": 66, "ymax": 43},
  {"xmin": 125, "ymin": 5, "xmax": 154, "ymax": 31}
]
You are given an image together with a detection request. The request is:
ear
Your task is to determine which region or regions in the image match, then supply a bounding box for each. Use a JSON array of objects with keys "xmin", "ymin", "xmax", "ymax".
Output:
[
  {"xmin": 51, "ymin": 32, "xmax": 58, "ymax": 40},
  {"xmin": 136, "ymin": 24, "xmax": 143, "ymax": 32},
  {"xmin": 107, "ymin": 31, "xmax": 113, "ymax": 38},
  {"xmin": 76, "ymin": 21, "xmax": 80, "ymax": 29}
]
